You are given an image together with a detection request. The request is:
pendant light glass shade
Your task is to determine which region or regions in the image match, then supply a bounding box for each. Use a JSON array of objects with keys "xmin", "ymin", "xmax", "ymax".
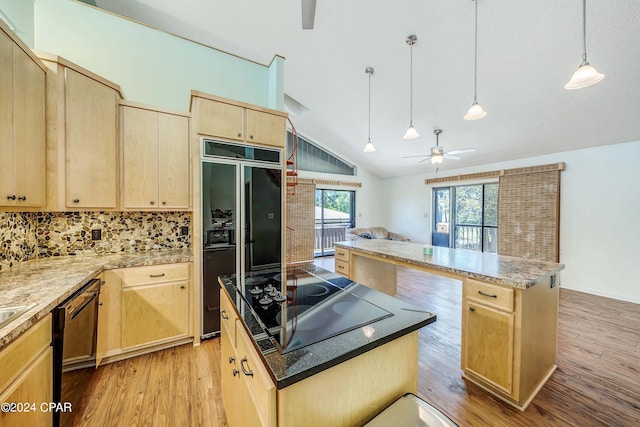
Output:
[
  {"xmin": 464, "ymin": 0, "xmax": 486, "ymax": 121},
  {"xmin": 404, "ymin": 35, "xmax": 419, "ymax": 139},
  {"xmin": 565, "ymin": 63, "xmax": 605, "ymax": 89},
  {"xmin": 363, "ymin": 139, "xmax": 376, "ymax": 152},
  {"xmin": 404, "ymin": 126, "xmax": 419, "ymax": 140},
  {"xmin": 464, "ymin": 101, "xmax": 487, "ymax": 121},
  {"xmin": 363, "ymin": 67, "xmax": 376, "ymax": 153},
  {"xmin": 565, "ymin": 0, "xmax": 604, "ymax": 90}
]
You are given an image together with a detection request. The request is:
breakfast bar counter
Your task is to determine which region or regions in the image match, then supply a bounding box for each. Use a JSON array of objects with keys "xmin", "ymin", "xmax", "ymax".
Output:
[{"xmin": 334, "ymin": 239, "xmax": 565, "ymax": 411}]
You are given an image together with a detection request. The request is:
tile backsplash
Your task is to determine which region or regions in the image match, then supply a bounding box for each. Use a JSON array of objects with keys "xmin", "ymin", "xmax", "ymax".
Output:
[
  {"xmin": 0, "ymin": 211, "xmax": 191, "ymax": 270},
  {"xmin": 0, "ymin": 213, "xmax": 39, "ymax": 269}
]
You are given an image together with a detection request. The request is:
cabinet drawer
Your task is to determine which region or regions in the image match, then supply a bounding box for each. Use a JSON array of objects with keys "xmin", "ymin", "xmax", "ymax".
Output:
[
  {"xmin": 465, "ymin": 279, "xmax": 514, "ymax": 312},
  {"xmin": 335, "ymin": 260, "xmax": 350, "ymax": 277},
  {"xmin": 220, "ymin": 289, "xmax": 238, "ymax": 341},
  {"xmin": 121, "ymin": 263, "xmax": 190, "ymax": 287},
  {"xmin": 235, "ymin": 323, "xmax": 276, "ymax": 427},
  {"xmin": 0, "ymin": 314, "xmax": 51, "ymax": 393},
  {"xmin": 335, "ymin": 247, "xmax": 350, "ymax": 261}
]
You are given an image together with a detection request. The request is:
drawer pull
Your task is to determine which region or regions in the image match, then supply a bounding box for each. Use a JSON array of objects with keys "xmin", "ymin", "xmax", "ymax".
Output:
[
  {"xmin": 240, "ymin": 357, "xmax": 254, "ymax": 376},
  {"xmin": 221, "ymin": 310, "xmax": 229, "ymax": 320},
  {"xmin": 7, "ymin": 195, "xmax": 16, "ymax": 200},
  {"xmin": 337, "ymin": 265, "xmax": 344, "ymax": 269},
  {"xmin": 469, "ymin": 307, "xmax": 475, "ymax": 312},
  {"xmin": 229, "ymin": 356, "xmax": 235, "ymax": 364},
  {"xmin": 18, "ymin": 196, "xmax": 26, "ymax": 201},
  {"xmin": 149, "ymin": 273, "xmax": 166, "ymax": 278},
  {"xmin": 478, "ymin": 290, "xmax": 497, "ymax": 298},
  {"xmin": 337, "ymin": 251, "xmax": 345, "ymax": 256},
  {"xmin": 233, "ymin": 369, "xmax": 240, "ymax": 377},
  {"xmin": 180, "ymin": 285, "xmax": 186, "ymax": 289}
]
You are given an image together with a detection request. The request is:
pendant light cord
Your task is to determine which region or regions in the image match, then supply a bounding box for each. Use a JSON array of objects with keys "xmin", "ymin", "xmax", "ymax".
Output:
[
  {"xmin": 473, "ymin": 0, "xmax": 478, "ymax": 103},
  {"xmin": 409, "ymin": 41, "xmax": 414, "ymax": 126},
  {"xmin": 368, "ymin": 70, "xmax": 371, "ymax": 140},
  {"xmin": 582, "ymin": 0, "xmax": 588, "ymax": 64}
]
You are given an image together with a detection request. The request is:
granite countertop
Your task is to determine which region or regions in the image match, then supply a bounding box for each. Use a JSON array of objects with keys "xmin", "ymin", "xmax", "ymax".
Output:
[
  {"xmin": 0, "ymin": 249, "xmax": 193, "ymax": 350},
  {"xmin": 220, "ymin": 265, "xmax": 436, "ymax": 389},
  {"xmin": 335, "ymin": 240, "xmax": 565, "ymax": 289}
]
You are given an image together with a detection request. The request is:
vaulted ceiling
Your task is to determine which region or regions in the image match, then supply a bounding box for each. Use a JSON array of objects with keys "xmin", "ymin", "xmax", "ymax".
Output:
[{"xmin": 94, "ymin": 0, "xmax": 640, "ymax": 178}]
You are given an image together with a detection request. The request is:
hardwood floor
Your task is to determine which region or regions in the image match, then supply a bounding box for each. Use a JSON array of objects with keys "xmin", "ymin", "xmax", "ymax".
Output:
[{"xmin": 74, "ymin": 261, "xmax": 640, "ymax": 426}]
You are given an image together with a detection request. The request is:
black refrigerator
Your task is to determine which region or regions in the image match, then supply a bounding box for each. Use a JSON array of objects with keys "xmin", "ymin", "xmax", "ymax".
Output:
[{"xmin": 201, "ymin": 140, "xmax": 282, "ymax": 339}]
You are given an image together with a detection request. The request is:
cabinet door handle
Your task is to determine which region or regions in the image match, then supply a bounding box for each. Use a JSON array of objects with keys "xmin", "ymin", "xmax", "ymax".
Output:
[
  {"xmin": 249, "ymin": 134, "xmax": 254, "ymax": 139},
  {"xmin": 150, "ymin": 201, "xmax": 155, "ymax": 205},
  {"xmin": 478, "ymin": 290, "xmax": 497, "ymax": 298},
  {"xmin": 18, "ymin": 196, "xmax": 26, "ymax": 201},
  {"xmin": 162, "ymin": 201, "xmax": 166, "ymax": 205},
  {"xmin": 240, "ymin": 357, "xmax": 253, "ymax": 376},
  {"xmin": 98, "ymin": 302, "xmax": 103, "ymax": 306},
  {"xmin": 228, "ymin": 356, "xmax": 235, "ymax": 364},
  {"xmin": 149, "ymin": 273, "xmax": 165, "ymax": 278},
  {"xmin": 233, "ymin": 369, "xmax": 240, "ymax": 377},
  {"xmin": 7, "ymin": 195, "xmax": 16, "ymax": 200},
  {"xmin": 237, "ymin": 132, "xmax": 242, "ymax": 137},
  {"xmin": 73, "ymin": 199, "xmax": 80, "ymax": 203},
  {"xmin": 221, "ymin": 310, "xmax": 229, "ymax": 319},
  {"xmin": 469, "ymin": 307, "xmax": 475, "ymax": 312}
]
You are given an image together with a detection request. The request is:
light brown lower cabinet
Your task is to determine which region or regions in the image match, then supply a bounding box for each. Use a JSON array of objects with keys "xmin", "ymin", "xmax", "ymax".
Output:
[
  {"xmin": 461, "ymin": 278, "xmax": 558, "ymax": 410},
  {"xmin": 96, "ymin": 263, "xmax": 193, "ymax": 366},
  {"xmin": 0, "ymin": 315, "xmax": 52, "ymax": 427},
  {"xmin": 220, "ymin": 290, "xmax": 419, "ymax": 427}
]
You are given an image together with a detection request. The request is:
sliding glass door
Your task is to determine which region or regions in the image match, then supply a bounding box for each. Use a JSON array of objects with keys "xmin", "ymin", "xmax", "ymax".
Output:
[
  {"xmin": 315, "ymin": 189, "xmax": 355, "ymax": 256},
  {"xmin": 432, "ymin": 183, "xmax": 498, "ymax": 253}
]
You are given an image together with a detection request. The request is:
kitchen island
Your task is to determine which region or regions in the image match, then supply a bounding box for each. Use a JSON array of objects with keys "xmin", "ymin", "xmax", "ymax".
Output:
[
  {"xmin": 218, "ymin": 264, "xmax": 436, "ymax": 427},
  {"xmin": 334, "ymin": 239, "xmax": 565, "ymax": 411}
]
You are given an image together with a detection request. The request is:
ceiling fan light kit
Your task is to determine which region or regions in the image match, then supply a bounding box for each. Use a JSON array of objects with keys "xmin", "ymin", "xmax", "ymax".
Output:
[
  {"xmin": 404, "ymin": 34, "xmax": 420, "ymax": 139},
  {"xmin": 363, "ymin": 67, "xmax": 376, "ymax": 153},
  {"xmin": 565, "ymin": 0, "xmax": 605, "ymax": 90},
  {"xmin": 430, "ymin": 129, "xmax": 444, "ymax": 164},
  {"xmin": 464, "ymin": 0, "xmax": 487, "ymax": 121}
]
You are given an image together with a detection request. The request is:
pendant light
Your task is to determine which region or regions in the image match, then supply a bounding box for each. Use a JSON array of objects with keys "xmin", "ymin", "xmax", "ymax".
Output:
[
  {"xmin": 403, "ymin": 34, "xmax": 419, "ymax": 139},
  {"xmin": 431, "ymin": 129, "xmax": 444, "ymax": 164},
  {"xmin": 464, "ymin": 0, "xmax": 487, "ymax": 121},
  {"xmin": 565, "ymin": 0, "xmax": 605, "ymax": 90},
  {"xmin": 363, "ymin": 67, "xmax": 376, "ymax": 153}
]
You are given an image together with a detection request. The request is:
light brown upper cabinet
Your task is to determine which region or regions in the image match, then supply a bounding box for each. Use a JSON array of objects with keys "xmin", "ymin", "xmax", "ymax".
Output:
[
  {"xmin": 0, "ymin": 23, "xmax": 46, "ymax": 209},
  {"xmin": 191, "ymin": 91, "xmax": 287, "ymax": 148},
  {"xmin": 37, "ymin": 52, "xmax": 123, "ymax": 211},
  {"xmin": 121, "ymin": 102, "xmax": 190, "ymax": 210}
]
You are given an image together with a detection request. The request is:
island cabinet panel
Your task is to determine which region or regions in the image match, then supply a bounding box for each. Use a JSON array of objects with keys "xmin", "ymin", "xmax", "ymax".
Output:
[
  {"xmin": 0, "ymin": 314, "xmax": 52, "ymax": 427},
  {"xmin": 96, "ymin": 263, "xmax": 193, "ymax": 366},
  {"xmin": 192, "ymin": 92, "xmax": 287, "ymax": 148},
  {"xmin": 0, "ymin": 27, "xmax": 46, "ymax": 209},
  {"xmin": 461, "ymin": 277, "xmax": 558, "ymax": 410},
  {"xmin": 462, "ymin": 300, "xmax": 514, "ymax": 394},
  {"xmin": 121, "ymin": 103, "xmax": 190, "ymax": 210}
]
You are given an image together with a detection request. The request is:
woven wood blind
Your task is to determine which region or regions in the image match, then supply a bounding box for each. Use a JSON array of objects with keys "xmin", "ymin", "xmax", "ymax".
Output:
[
  {"xmin": 286, "ymin": 182, "xmax": 315, "ymax": 263},
  {"xmin": 498, "ymin": 170, "xmax": 561, "ymax": 262}
]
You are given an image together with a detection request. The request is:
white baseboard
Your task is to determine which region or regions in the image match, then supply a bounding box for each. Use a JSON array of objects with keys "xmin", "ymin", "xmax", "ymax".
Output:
[{"xmin": 560, "ymin": 284, "xmax": 640, "ymax": 305}]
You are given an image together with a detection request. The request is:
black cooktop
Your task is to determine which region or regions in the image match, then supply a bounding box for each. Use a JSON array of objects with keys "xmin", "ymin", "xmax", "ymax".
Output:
[{"xmin": 225, "ymin": 265, "xmax": 393, "ymax": 354}]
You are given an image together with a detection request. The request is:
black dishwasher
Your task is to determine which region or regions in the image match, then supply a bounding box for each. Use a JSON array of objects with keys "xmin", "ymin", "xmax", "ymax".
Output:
[{"xmin": 52, "ymin": 277, "xmax": 101, "ymax": 427}]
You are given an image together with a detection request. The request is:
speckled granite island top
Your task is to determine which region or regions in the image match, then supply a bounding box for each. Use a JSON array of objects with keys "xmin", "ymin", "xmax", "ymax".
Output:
[
  {"xmin": 335, "ymin": 240, "xmax": 565, "ymax": 289},
  {"xmin": 0, "ymin": 249, "xmax": 193, "ymax": 350},
  {"xmin": 220, "ymin": 264, "xmax": 436, "ymax": 389}
]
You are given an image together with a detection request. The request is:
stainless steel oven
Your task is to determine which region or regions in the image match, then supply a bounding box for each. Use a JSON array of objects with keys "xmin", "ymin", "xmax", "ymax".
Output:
[{"xmin": 52, "ymin": 277, "xmax": 101, "ymax": 427}]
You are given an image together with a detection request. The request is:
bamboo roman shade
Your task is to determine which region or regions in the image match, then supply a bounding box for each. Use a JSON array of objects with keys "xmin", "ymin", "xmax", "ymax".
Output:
[
  {"xmin": 498, "ymin": 164, "xmax": 563, "ymax": 262},
  {"xmin": 286, "ymin": 182, "xmax": 316, "ymax": 263}
]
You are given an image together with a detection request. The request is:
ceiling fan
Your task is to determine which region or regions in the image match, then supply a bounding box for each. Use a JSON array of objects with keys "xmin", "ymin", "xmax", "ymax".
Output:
[
  {"xmin": 302, "ymin": 0, "xmax": 317, "ymax": 29},
  {"xmin": 402, "ymin": 129, "xmax": 476, "ymax": 164}
]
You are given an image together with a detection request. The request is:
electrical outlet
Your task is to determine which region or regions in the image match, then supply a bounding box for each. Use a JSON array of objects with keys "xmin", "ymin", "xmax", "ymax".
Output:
[
  {"xmin": 180, "ymin": 226, "xmax": 189, "ymax": 236},
  {"xmin": 91, "ymin": 229, "xmax": 102, "ymax": 241}
]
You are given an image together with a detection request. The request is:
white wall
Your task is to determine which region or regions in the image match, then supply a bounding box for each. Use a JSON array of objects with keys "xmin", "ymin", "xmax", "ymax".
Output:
[
  {"xmin": 33, "ymin": 0, "xmax": 283, "ymax": 112},
  {"xmin": 381, "ymin": 140, "xmax": 640, "ymax": 304},
  {"xmin": 0, "ymin": 0, "xmax": 34, "ymax": 47}
]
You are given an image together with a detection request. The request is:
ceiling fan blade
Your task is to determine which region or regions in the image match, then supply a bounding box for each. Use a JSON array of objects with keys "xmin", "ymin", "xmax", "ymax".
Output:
[
  {"xmin": 446, "ymin": 148, "xmax": 476, "ymax": 155},
  {"xmin": 401, "ymin": 154, "xmax": 429, "ymax": 159},
  {"xmin": 301, "ymin": 0, "xmax": 316, "ymax": 29},
  {"xmin": 417, "ymin": 157, "xmax": 431, "ymax": 164},
  {"xmin": 443, "ymin": 155, "xmax": 461, "ymax": 160}
]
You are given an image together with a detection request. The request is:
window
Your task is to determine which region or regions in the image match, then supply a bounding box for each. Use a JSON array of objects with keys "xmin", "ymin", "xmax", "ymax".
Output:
[
  {"xmin": 432, "ymin": 183, "xmax": 498, "ymax": 253},
  {"xmin": 314, "ymin": 189, "xmax": 355, "ymax": 256},
  {"xmin": 287, "ymin": 132, "xmax": 356, "ymax": 175}
]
